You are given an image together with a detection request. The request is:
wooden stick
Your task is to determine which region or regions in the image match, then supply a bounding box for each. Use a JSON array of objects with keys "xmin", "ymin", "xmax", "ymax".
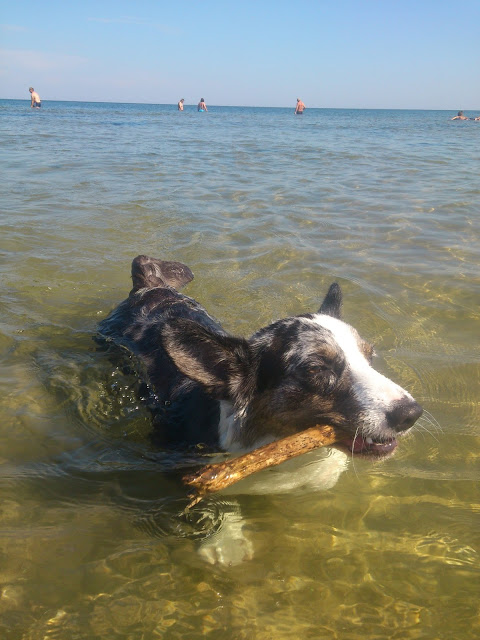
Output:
[{"xmin": 183, "ymin": 424, "xmax": 340, "ymax": 508}]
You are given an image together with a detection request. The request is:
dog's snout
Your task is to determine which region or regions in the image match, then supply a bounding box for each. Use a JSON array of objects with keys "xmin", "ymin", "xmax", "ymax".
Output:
[{"xmin": 386, "ymin": 399, "xmax": 423, "ymax": 432}]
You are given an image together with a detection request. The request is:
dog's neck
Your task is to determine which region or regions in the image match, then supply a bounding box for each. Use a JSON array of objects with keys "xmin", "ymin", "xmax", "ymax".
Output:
[
  {"xmin": 218, "ymin": 400, "xmax": 242, "ymax": 450},
  {"xmin": 218, "ymin": 400, "xmax": 277, "ymax": 452}
]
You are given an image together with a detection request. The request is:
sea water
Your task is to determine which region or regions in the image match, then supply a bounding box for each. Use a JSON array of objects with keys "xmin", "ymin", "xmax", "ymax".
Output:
[{"xmin": 1, "ymin": 99, "xmax": 479, "ymax": 639}]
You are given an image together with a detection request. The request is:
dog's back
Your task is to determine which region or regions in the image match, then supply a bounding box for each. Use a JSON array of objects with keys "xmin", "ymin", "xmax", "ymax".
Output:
[{"xmin": 98, "ymin": 256, "xmax": 226, "ymax": 448}]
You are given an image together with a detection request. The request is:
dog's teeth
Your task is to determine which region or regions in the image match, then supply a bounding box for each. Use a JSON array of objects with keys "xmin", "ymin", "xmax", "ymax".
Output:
[{"xmin": 365, "ymin": 437, "xmax": 374, "ymax": 444}]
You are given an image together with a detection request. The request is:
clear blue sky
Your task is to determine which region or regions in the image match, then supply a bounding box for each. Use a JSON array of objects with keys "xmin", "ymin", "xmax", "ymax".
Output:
[{"xmin": 1, "ymin": 0, "xmax": 479, "ymax": 109}]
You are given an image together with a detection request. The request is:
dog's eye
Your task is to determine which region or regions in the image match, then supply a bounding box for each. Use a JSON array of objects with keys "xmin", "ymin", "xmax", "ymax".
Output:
[
  {"xmin": 306, "ymin": 365, "xmax": 337, "ymax": 393},
  {"xmin": 308, "ymin": 365, "xmax": 330, "ymax": 376}
]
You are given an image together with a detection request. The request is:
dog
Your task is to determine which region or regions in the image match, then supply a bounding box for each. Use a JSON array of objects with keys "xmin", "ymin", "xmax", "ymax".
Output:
[{"xmin": 98, "ymin": 255, "xmax": 423, "ymax": 562}]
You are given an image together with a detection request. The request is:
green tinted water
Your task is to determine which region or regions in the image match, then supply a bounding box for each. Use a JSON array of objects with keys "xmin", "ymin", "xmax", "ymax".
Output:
[{"xmin": 0, "ymin": 101, "xmax": 479, "ymax": 639}]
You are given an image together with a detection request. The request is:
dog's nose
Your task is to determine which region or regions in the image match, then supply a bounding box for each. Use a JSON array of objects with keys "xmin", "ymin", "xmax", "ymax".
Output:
[{"xmin": 386, "ymin": 399, "xmax": 423, "ymax": 432}]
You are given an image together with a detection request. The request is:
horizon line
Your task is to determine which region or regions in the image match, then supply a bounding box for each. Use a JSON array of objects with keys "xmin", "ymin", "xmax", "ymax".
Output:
[{"xmin": 0, "ymin": 98, "xmax": 467, "ymax": 111}]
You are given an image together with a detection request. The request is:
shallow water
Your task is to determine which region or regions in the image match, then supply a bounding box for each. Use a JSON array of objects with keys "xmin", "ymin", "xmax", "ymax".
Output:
[{"xmin": 1, "ymin": 100, "xmax": 479, "ymax": 639}]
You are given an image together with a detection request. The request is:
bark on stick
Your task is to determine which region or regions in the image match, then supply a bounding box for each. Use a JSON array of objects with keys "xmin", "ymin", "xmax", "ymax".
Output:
[{"xmin": 183, "ymin": 424, "xmax": 340, "ymax": 507}]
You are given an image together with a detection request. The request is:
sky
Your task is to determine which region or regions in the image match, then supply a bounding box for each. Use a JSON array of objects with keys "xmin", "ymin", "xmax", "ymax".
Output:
[{"xmin": 1, "ymin": 0, "xmax": 479, "ymax": 109}]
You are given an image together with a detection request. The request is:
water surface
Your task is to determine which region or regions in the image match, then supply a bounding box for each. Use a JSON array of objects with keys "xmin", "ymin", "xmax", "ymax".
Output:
[{"xmin": 1, "ymin": 100, "xmax": 479, "ymax": 639}]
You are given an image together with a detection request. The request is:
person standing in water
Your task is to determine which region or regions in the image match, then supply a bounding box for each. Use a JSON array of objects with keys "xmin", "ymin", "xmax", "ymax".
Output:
[
  {"xmin": 197, "ymin": 98, "xmax": 208, "ymax": 112},
  {"xmin": 295, "ymin": 98, "xmax": 306, "ymax": 114},
  {"xmin": 451, "ymin": 111, "xmax": 469, "ymax": 120},
  {"xmin": 29, "ymin": 87, "xmax": 41, "ymax": 108},
  {"xmin": 178, "ymin": 99, "xmax": 184, "ymax": 111}
]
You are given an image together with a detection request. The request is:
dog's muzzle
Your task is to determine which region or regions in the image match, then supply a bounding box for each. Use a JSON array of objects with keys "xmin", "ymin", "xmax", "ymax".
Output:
[{"xmin": 340, "ymin": 398, "xmax": 423, "ymax": 457}]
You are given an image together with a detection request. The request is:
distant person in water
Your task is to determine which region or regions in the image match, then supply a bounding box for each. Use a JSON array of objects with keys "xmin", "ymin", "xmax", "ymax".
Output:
[
  {"xmin": 451, "ymin": 111, "xmax": 469, "ymax": 120},
  {"xmin": 178, "ymin": 99, "xmax": 184, "ymax": 111},
  {"xmin": 197, "ymin": 98, "xmax": 208, "ymax": 112},
  {"xmin": 29, "ymin": 87, "xmax": 41, "ymax": 108},
  {"xmin": 295, "ymin": 98, "xmax": 306, "ymax": 115}
]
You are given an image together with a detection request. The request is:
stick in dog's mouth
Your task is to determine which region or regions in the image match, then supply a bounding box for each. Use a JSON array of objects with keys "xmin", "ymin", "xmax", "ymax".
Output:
[
  {"xmin": 183, "ymin": 424, "xmax": 342, "ymax": 508},
  {"xmin": 182, "ymin": 424, "xmax": 406, "ymax": 507}
]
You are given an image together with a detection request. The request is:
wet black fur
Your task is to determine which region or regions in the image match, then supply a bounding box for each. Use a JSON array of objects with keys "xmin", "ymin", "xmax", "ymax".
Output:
[{"xmin": 97, "ymin": 255, "xmax": 419, "ymax": 452}]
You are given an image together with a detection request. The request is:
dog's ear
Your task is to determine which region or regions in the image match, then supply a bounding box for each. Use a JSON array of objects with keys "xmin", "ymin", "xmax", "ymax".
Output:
[
  {"xmin": 318, "ymin": 283, "xmax": 342, "ymax": 318},
  {"xmin": 131, "ymin": 255, "xmax": 193, "ymax": 292},
  {"xmin": 161, "ymin": 319, "xmax": 253, "ymax": 399}
]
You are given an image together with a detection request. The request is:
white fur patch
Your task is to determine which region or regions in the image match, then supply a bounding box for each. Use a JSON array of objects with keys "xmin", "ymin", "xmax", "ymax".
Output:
[
  {"xmin": 218, "ymin": 400, "xmax": 241, "ymax": 450},
  {"xmin": 217, "ymin": 400, "xmax": 349, "ymax": 495},
  {"xmin": 223, "ymin": 447, "xmax": 349, "ymax": 495},
  {"xmin": 311, "ymin": 314, "xmax": 413, "ymax": 415}
]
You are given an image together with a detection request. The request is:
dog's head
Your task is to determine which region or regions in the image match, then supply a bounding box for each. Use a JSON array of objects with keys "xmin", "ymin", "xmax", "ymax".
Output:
[{"xmin": 162, "ymin": 283, "xmax": 422, "ymax": 455}]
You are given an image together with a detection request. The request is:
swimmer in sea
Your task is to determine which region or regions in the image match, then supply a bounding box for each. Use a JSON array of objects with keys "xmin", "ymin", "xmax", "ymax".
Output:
[
  {"xmin": 295, "ymin": 98, "xmax": 306, "ymax": 115},
  {"xmin": 197, "ymin": 98, "xmax": 208, "ymax": 112},
  {"xmin": 29, "ymin": 87, "xmax": 41, "ymax": 108},
  {"xmin": 178, "ymin": 99, "xmax": 184, "ymax": 111},
  {"xmin": 451, "ymin": 111, "xmax": 469, "ymax": 120}
]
